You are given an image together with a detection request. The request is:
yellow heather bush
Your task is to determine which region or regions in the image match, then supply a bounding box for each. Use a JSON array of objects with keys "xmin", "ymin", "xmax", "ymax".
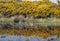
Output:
[{"xmin": 0, "ymin": 1, "xmax": 60, "ymax": 18}]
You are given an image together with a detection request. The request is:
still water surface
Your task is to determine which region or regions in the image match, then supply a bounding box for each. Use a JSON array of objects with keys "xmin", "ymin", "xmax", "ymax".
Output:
[{"xmin": 0, "ymin": 35, "xmax": 60, "ymax": 41}]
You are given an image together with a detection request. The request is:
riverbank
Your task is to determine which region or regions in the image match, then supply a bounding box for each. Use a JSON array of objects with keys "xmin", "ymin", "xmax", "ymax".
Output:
[{"xmin": 0, "ymin": 27, "xmax": 60, "ymax": 37}]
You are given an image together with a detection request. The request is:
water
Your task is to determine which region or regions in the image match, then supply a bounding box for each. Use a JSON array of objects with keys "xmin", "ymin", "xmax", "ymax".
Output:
[{"xmin": 0, "ymin": 35, "xmax": 60, "ymax": 41}]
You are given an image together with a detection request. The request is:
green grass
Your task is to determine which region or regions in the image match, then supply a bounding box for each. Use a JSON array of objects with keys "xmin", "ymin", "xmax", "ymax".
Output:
[{"xmin": 0, "ymin": 18, "xmax": 60, "ymax": 26}]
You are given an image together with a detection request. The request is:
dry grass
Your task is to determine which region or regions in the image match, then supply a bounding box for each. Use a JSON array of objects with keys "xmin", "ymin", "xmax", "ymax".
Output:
[{"xmin": 0, "ymin": 26, "xmax": 60, "ymax": 37}]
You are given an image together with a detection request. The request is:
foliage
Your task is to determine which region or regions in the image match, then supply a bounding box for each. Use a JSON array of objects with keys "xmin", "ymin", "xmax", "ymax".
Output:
[{"xmin": 0, "ymin": 1, "xmax": 60, "ymax": 18}]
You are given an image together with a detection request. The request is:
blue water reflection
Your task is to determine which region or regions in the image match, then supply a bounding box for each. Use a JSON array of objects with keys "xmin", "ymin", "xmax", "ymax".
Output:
[{"xmin": 0, "ymin": 35, "xmax": 60, "ymax": 41}]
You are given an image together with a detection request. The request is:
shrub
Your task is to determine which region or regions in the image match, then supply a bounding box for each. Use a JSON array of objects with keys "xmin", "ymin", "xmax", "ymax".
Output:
[{"xmin": 0, "ymin": 1, "xmax": 60, "ymax": 18}]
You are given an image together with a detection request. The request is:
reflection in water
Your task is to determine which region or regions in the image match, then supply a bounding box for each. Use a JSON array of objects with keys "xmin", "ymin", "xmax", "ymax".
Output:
[{"xmin": 0, "ymin": 35, "xmax": 60, "ymax": 41}]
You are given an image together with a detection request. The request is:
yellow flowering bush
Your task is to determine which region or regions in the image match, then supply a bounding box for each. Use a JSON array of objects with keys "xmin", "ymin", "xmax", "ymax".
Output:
[{"xmin": 0, "ymin": 1, "xmax": 60, "ymax": 18}]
